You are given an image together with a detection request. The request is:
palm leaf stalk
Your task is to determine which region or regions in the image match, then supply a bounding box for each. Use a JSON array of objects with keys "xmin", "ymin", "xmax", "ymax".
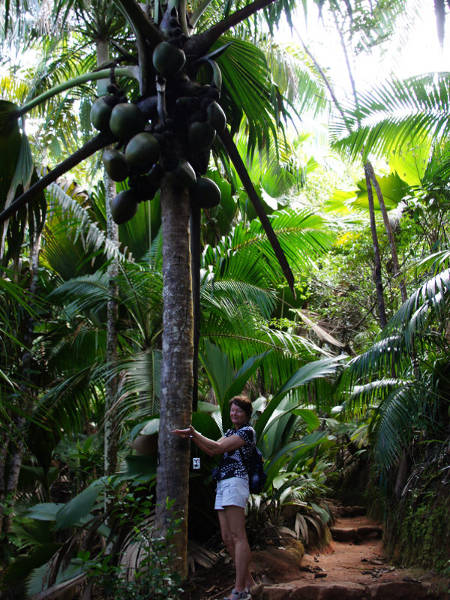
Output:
[
  {"xmin": 220, "ymin": 127, "xmax": 295, "ymax": 291},
  {"xmin": 0, "ymin": 131, "xmax": 114, "ymax": 223}
]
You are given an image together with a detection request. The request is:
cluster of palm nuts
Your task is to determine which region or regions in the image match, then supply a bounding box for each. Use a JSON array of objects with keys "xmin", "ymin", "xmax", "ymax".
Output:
[{"xmin": 90, "ymin": 10, "xmax": 226, "ymax": 225}]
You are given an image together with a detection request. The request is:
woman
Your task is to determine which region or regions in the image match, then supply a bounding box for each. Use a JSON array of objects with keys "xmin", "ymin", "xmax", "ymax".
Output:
[{"xmin": 172, "ymin": 395, "xmax": 260, "ymax": 600}]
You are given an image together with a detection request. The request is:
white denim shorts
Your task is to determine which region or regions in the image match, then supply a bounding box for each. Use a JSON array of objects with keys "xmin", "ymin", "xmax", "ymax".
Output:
[{"xmin": 215, "ymin": 476, "xmax": 249, "ymax": 510}]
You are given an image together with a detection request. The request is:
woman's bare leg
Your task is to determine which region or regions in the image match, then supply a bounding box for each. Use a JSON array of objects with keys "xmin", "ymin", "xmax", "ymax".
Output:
[
  {"xmin": 222, "ymin": 506, "xmax": 254, "ymax": 592},
  {"xmin": 217, "ymin": 509, "xmax": 235, "ymax": 561}
]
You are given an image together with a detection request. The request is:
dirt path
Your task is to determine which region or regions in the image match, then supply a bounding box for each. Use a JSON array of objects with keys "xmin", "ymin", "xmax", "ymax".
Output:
[
  {"xmin": 186, "ymin": 509, "xmax": 448, "ymax": 599},
  {"xmin": 254, "ymin": 511, "xmax": 447, "ymax": 600}
]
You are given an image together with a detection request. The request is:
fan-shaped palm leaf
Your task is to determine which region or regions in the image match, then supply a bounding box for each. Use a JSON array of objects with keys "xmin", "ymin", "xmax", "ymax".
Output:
[
  {"xmin": 203, "ymin": 208, "xmax": 335, "ymax": 286},
  {"xmin": 332, "ymin": 73, "xmax": 450, "ymax": 161},
  {"xmin": 370, "ymin": 384, "xmax": 419, "ymax": 472},
  {"xmin": 41, "ymin": 180, "xmax": 130, "ymax": 277},
  {"xmin": 349, "ymin": 268, "xmax": 449, "ymax": 379},
  {"xmin": 215, "ymin": 35, "xmax": 285, "ymax": 154},
  {"xmin": 266, "ymin": 42, "xmax": 329, "ymax": 116}
]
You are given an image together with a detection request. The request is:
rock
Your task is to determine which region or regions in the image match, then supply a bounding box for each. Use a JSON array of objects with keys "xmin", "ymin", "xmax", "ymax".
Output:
[
  {"xmin": 318, "ymin": 582, "xmax": 367, "ymax": 599},
  {"xmin": 285, "ymin": 539, "xmax": 305, "ymax": 562},
  {"xmin": 251, "ymin": 547, "xmax": 303, "ymax": 583},
  {"xmin": 357, "ymin": 525, "xmax": 382, "ymax": 539},
  {"xmin": 262, "ymin": 581, "xmax": 367, "ymax": 600},
  {"xmin": 262, "ymin": 583, "xmax": 296, "ymax": 600},
  {"xmin": 369, "ymin": 581, "xmax": 433, "ymax": 599}
]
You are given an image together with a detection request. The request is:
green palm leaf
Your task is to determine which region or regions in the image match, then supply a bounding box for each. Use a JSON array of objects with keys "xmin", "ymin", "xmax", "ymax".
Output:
[
  {"xmin": 215, "ymin": 35, "xmax": 286, "ymax": 154},
  {"xmin": 332, "ymin": 73, "xmax": 450, "ymax": 161},
  {"xmin": 371, "ymin": 385, "xmax": 418, "ymax": 472},
  {"xmin": 266, "ymin": 42, "xmax": 329, "ymax": 116},
  {"xmin": 203, "ymin": 208, "xmax": 335, "ymax": 286},
  {"xmin": 350, "ymin": 269, "xmax": 449, "ymax": 378},
  {"xmin": 255, "ymin": 356, "xmax": 345, "ymax": 440},
  {"xmin": 42, "ymin": 181, "xmax": 129, "ymax": 278}
]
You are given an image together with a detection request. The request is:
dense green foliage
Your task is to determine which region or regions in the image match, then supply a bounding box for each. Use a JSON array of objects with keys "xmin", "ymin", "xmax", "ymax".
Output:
[{"xmin": 0, "ymin": 0, "xmax": 449, "ymax": 597}]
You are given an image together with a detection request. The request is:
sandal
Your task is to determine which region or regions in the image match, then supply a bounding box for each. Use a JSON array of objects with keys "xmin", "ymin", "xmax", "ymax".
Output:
[{"xmin": 224, "ymin": 589, "xmax": 251, "ymax": 600}]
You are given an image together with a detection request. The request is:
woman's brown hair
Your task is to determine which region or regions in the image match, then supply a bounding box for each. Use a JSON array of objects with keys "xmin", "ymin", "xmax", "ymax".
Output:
[{"xmin": 229, "ymin": 395, "xmax": 252, "ymax": 421}]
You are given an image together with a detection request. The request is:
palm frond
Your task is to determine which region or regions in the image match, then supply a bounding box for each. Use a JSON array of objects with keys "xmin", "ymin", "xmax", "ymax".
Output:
[
  {"xmin": 201, "ymin": 278, "xmax": 277, "ymax": 320},
  {"xmin": 215, "ymin": 35, "xmax": 287, "ymax": 154},
  {"xmin": 349, "ymin": 269, "xmax": 449, "ymax": 378},
  {"xmin": 266, "ymin": 42, "xmax": 329, "ymax": 116},
  {"xmin": 112, "ymin": 350, "xmax": 161, "ymax": 422},
  {"xmin": 201, "ymin": 310, "xmax": 324, "ymax": 390},
  {"xmin": 331, "ymin": 73, "xmax": 450, "ymax": 161},
  {"xmin": 32, "ymin": 364, "xmax": 106, "ymax": 438},
  {"xmin": 43, "ymin": 180, "xmax": 130, "ymax": 271},
  {"xmin": 49, "ymin": 271, "xmax": 110, "ymax": 311},
  {"xmin": 203, "ymin": 208, "xmax": 335, "ymax": 286},
  {"xmin": 345, "ymin": 377, "xmax": 410, "ymax": 415},
  {"xmin": 371, "ymin": 384, "xmax": 418, "ymax": 472},
  {"xmin": 388, "ymin": 268, "xmax": 449, "ymax": 350}
]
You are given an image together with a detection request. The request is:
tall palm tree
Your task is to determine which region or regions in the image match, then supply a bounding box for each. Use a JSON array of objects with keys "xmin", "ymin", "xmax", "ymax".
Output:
[{"xmin": 0, "ymin": 0, "xmax": 319, "ymax": 575}]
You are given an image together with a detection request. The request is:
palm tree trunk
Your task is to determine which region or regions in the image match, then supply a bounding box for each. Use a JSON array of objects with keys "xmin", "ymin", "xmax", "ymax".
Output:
[
  {"xmin": 364, "ymin": 163, "xmax": 387, "ymax": 328},
  {"xmin": 155, "ymin": 178, "xmax": 193, "ymax": 578},
  {"xmin": 366, "ymin": 161, "xmax": 407, "ymax": 303}
]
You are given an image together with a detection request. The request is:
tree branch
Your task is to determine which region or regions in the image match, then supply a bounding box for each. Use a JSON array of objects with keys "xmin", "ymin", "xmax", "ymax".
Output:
[
  {"xmin": 113, "ymin": 0, "xmax": 163, "ymax": 48},
  {"xmin": 112, "ymin": 0, "xmax": 164, "ymax": 94},
  {"xmin": 16, "ymin": 67, "xmax": 139, "ymax": 119},
  {"xmin": 184, "ymin": 0, "xmax": 277, "ymax": 58},
  {"xmin": 219, "ymin": 128, "xmax": 295, "ymax": 294},
  {"xmin": 0, "ymin": 132, "xmax": 114, "ymax": 223}
]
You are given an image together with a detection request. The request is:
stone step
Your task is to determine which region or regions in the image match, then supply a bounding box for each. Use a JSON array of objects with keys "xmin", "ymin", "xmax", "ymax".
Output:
[
  {"xmin": 260, "ymin": 579, "xmax": 441, "ymax": 600},
  {"xmin": 330, "ymin": 525, "xmax": 383, "ymax": 543},
  {"xmin": 333, "ymin": 505, "xmax": 367, "ymax": 518}
]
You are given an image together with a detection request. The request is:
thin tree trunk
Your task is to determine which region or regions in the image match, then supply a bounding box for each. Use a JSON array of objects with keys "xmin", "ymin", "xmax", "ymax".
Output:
[
  {"xmin": 2, "ymin": 230, "xmax": 43, "ymax": 535},
  {"xmin": 366, "ymin": 161, "xmax": 408, "ymax": 303},
  {"xmin": 104, "ymin": 174, "xmax": 120, "ymax": 476},
  {"xmin": 96, "ymin": 38, "xmax": 120, "ymax": 478},
  {"xmin": 155, "ymin": 179, "xmax": 193, "ymax": 578},
  {"xmin": 297, "ymin": 34, "xmax": 389, "ymax": 330},
  {"xmin": 0, "ymin": 442, "xmax": 8, "ymax": 535},
  {"xmin": 364, "ymin": 163, "xmax": 387, "ymax": 328}
]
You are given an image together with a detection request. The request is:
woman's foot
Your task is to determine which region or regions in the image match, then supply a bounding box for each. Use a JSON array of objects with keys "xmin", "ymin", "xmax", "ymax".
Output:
[{"xmin": 224, "ymin": 589, "xmax": 251, "ymax": 600}]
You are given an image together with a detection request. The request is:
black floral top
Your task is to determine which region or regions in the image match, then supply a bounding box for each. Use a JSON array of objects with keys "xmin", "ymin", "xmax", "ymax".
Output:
[{"xmin": 217, "ymin": 425, "xmax": 256, "ymax": 481}]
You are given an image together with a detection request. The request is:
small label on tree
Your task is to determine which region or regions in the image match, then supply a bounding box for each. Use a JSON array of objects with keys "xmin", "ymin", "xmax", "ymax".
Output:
[{"xmin": 192, "ymin": 457, "xmax": 201, "ymax": 470}]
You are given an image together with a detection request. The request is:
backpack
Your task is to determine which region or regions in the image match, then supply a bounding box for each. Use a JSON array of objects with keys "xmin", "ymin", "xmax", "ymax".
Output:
[{"xmin": 239, "ymin": 445, "xmax": 267, "ymax": 494}]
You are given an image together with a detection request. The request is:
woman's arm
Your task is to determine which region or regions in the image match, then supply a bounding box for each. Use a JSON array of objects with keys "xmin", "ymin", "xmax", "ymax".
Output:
[{"xmin": 172, "ymin": 426, "xmax": 245, "ymax": 456}]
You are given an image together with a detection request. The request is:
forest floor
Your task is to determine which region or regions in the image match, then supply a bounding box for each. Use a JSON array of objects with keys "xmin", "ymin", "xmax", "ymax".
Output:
[{"xmin": 183, "ymin": 507, "xmax": 449, "ymax": 600}]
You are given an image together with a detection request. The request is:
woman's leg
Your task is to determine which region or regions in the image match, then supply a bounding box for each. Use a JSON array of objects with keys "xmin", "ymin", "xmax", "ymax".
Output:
[
  {"xmin": 222, "ymin": 506, "xmax": 254, "ymax": 592},
  {"xmin": 217, "ymin": 509, "xmax": 235, "ymax": 562}
]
